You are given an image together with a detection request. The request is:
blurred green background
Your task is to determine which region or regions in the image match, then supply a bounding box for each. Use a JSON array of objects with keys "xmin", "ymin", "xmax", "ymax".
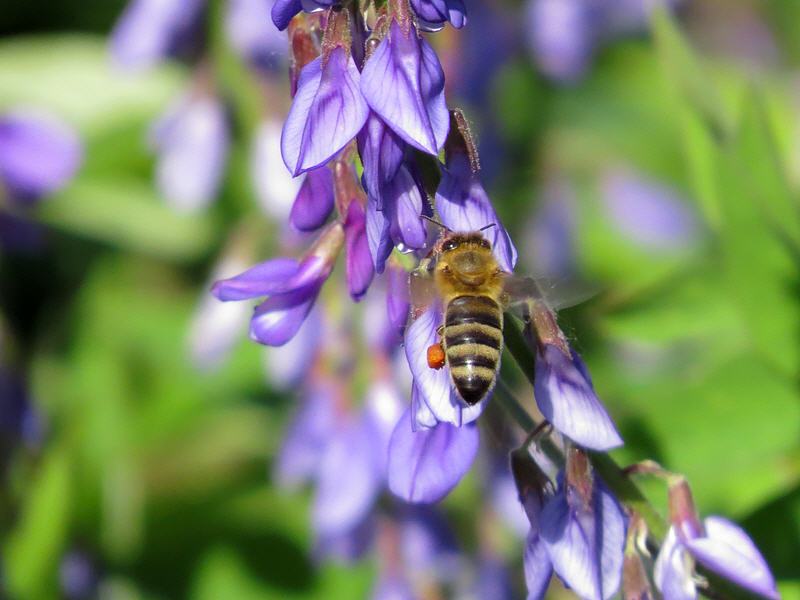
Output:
[{"xmin": 1, "ymin": 0, "xmax": 799, "ymax": 599}]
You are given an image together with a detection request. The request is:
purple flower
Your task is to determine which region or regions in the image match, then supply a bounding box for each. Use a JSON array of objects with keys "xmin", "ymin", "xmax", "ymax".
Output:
[
  {"xmin": 275, "ymin": 380, "xmax": 339, "ymax": 489},
  {"xmin": 512, "ymin": 449, "xmax": 556, "ymax": 600},
  {"xmin": 357, "ymin": 113, "xmax": 405, "ymax": 201},
  {"xmin": 397, "ymin": 505, "xmax": 460, "ymax": 577},
  {"xmin": 251, "ymin": 119, "xmax": 303, "ymax": 221},
  {"xmin": 227, "ymin": 0, "xmax": 288, "ymax": 70},
  {"xmin": 59, "ymin": 551, "xmax": 98, "ymax": 600},
  {"xmin": 361, "ymin": 21, "xmax": 449, "ymax": 156},
  {"xmin": 371, "ymin": 574, "xmax": 415, "ymax": 600},
  {"xmin": 654, "ymin": 518, "xmax": 779, "ymax": 600},
  {"xmin": 405, "ymin": 307, "xmax": 487, "ymax": 428},
  {"xmin": 313, "ymin": 414, "xmax": 383, "ymax": 539},
  {"xmin": 315, "ymin": 512, "xmax": 376, "ymax": 563},
  {"xmin": 525, "ymin": 0, "xmax": 596, "ymax": 83},
  {"xmin": 410, "ymin": 0, "xmax": 467, "ymax": 31},
  {"xmin": 271, "ymin": 0, "xmax": 336, "ymax": 30},
  {"xmin": 387, "ymin": 407, "xmax": 479, "ymax": 503},
  {"xmin": 534, "ymin": 344, "xmax": 623, "ymax": 451},
  {"xmin": 290, "ymin": 167, "xmax": 335, "ymax": 231},
  {"xmin": 435, "ymin": 151, "xmax": 518, "ymax": 272},
  {"xmin": 540, "ymin": 471, "xmax": 627, "ymax": 600},
  {"xmin": 188, "ymin": 257, "xmax": 252, "ymax": 369},
  {"xmin": 263, "ymin": 304, "xmax": 323, "ymax": 389},
  {"xmin": 601, "ymin": 169, "xmax": 697, "ymax": 251},
  {"xmin": 150, "ymin": 94, "xmax": 229, "ymax": 213},
  {"xmin": 345, "ymin": 201, "xmax": 375, "ymax": 301},
  {"xmin": 386, "ymin": 262, "xmax": 410, "ymax": 338},
  {"xmin": 363, "ymin": 380, "xmax": 406, "ymax": 478},
  {"xmin": 0, "ymin": 111, "xmax": 82, "ymax": 202},
  {"xmin": 525, "ymin": 177, "xmax": 577, "ymax": 280},
  {"xmin": 281, "ymin": 46, "xmax": 369, "ymax": 176},
  {"xmin": 473, "ymin": 556, "xmax": 515, "ymax": 600},
  {"xmin": 366, "ymin": 165, "xmax": 428, "ymax": 273},
  {"xmin": 110, "ymin": 0, "xmax": 206, "ymax": 71},
  {"xmin": 212, "ymin": 222, "xmax": 344, "ymax": 346}
]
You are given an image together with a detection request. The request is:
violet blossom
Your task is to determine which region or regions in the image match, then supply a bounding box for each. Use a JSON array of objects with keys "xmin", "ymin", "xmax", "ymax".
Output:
[
  {"xmin": 149, "ymin": 93, "xmax": 230, "ymax": 213},
  {"xmin": 534, "ymin": 343, "xmax": 623, "ymax": 451},
  {"xmin": 361, "ymin": 20, "xmax": 449, "ymax": 156},
  {"xmin": 281, "ymin": 46, "xmax": 369, "ymax": 176},
  {"xmin": 212, "ymin": 222, "xmax": 343, "ymax": 346},
  {"xmin": 0, "ymin": 111, "xmax": 82, "ymax": 203}
]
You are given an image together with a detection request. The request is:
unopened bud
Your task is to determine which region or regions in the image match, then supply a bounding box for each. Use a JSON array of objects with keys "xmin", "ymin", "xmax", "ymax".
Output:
[
  {"xmin": 667, "ymin": 476, "xmax": 704, "ymax": 542},
  {"xmin": 511, "ymin": 448, "xmax": 554, "ymax": 527},
  {"xmin": 566, "ymin": 446, "xmax": 593, "ymax": 509}
]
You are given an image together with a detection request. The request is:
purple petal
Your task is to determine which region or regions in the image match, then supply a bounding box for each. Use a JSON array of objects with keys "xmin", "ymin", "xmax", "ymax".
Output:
[
  {"xmin": 227, "ymin": 0, "xmax": 288, "ymax": 69},
  {"xmin": 411, "ymin": 382, "xmax": 439, "ymax": 431},
  {"xmin": 602, "ymin": 170, "xmax": 697, "ymax": 251},
  {"xmin": 271, "ymin": 0, "xmax": 303, "ymax": 29},
  {"xmin": 534, "ymin": 344, "xmax": 623, "ymax": 451},
  {"xmin": 371, "ymin": 574, "xmax": 415, "ymax": 600},
  {"xmin": 345, "ymin": 201, "xmax": 375, "ymax": 301},
  {"xmin": 249, "ymin": 286, "xmax": 319, "ymax": 345},
  {"xmin": 540, "ymin": 478, "xmax": 626, "ymax": 600},
  {"xmin": 281, "ymin": 47, "xmax": 369, "ymax": 176},
  {"xmin": 366, "ymin": 196, "xmax": 394, "ymax": 274},
  {"xmin": 435, "ymin": 152, "xmax": 518, "ymax": 272},
  {"xmin": 526, "ymin": 0, "xmax": 595, "ymax": 83},
  {"xmin": 404, "ymin": 308, "xmax": 486, "ymax": 427},
  {"xmin": 525, "ymin": 531, "xmax": 554, "ymax": 600},
  {"xmin": 525, "ymin": 178, "xmax": 577, "ymax": 279},
  {"xmin": 150, "ymin": 94, "xmax": 229, "ymax": 212},
  {"xmin": 653, "ymin": 527, "xmax": 697, "ymax": 600},
  {"xmin": 212, "ymin": 257, "xmax": 300, "ymax": 301},
  {"xmin": 383, "ymin": 166, "xmax": 428, "ymax": 251},
  {"xmin": 110, "ymin": 0, "xmax": 205, "ymax": 71},
  {"xmin": 360, "ymin": 22, "xmax": 449, "ymax": 155},
  {"xmin": 313, "ymin": 416, "xmax": 382, "ymax": 537},
  {"xmin": 686, "ymin": 517, "xmax": 779, "ymax": 600},
  {"xmin": 388, "ymin": 408, "xmax": 479, "ymax": 503},
  {"xmin": 274, "ymin": 382, "xmax": 338, "ymax": 489},
  {"xmin": 252, "ymin": 119, "xmax": 302, "ymax": 221},
  {"xmin": 357, "ymin": 112, "xmax": 405, "ymax": 200},
  {"xmin": 397, "ymin": 505, "xmax": 460, "ymax": 576},
  {"xmin": 363, "ymin": 380, "xmax": 405, "ymax": 478},
  {"xmin": 290, "ymin": 167, "xmax": 335, "ymax": 231},
  {"xmin": 315, "ymin": 512, "xmax": 376, "ymax": 563},
  {"xmin": 0, "ymin": 111, "xmax": 82, "ymax": 201},
  {"xmin": 263, "ymin": 304, "xmax": 322, "ymax": 389},
  {"xmin": 386, "ymin": 262, "xmax": 411, "ymax": 336},
  {"xmin": 446, "ymin": 0, "xmax": 467, "ymax": 28}
]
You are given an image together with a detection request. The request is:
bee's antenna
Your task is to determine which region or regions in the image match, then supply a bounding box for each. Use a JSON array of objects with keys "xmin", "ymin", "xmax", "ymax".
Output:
[
  {"xmin": 421, "ymin": 215, "xmax": 450, "ymax": 232},
  {"xmin": 479, "ymin": 223, "xmax": 497, "ymax": 232}
]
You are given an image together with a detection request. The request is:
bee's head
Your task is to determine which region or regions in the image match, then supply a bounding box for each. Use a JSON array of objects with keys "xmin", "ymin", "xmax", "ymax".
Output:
[{"xmin": 438, "ymin": 233, "xmax": 495, "ymax": 286}]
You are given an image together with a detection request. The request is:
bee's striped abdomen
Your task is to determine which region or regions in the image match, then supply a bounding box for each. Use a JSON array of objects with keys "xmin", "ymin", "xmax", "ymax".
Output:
[{"xmin": 443, "ymin": 295, "xmax": 503, "ymax": 405}]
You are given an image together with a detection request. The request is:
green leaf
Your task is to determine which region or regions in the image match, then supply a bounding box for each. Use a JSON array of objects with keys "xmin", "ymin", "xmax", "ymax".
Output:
[
  {"xmin": 3, "ymin": 448, "xmax": 72, "ymax": 600},
  {"xmin": 0, "ymin": 34, "xmax": 184, "ymax": 135},
  {"xmin": 37, "ymin": 177, "xmax": 218, "ymax": 261},
  {"xmin": 650, "ymin": 6, "xmax": 732, "ymax": 141},
  {"xmin": 714, "ymin": 97, "xmax": 800, "ymax": 377}
]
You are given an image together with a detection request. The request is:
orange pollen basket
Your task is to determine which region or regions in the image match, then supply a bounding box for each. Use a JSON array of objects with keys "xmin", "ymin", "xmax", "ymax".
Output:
[{"xmin": 427, "ymin": 343, "xmax": 446, "ymax": 370}]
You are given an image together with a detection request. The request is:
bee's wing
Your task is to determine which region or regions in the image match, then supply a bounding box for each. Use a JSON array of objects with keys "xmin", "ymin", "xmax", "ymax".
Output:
[
  {"xmin": 408, "ymin": 258, "xmax": 438, "ymax": 315},
  {"xmin": 502, "ymin": 274, "xmax": 597, "ymax": 312}
]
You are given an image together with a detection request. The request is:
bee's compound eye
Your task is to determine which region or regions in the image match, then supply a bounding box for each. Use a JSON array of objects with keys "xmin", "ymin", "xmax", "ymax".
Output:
[
  {"xmin": 479, "ymin": 238, "xmax": 491, "ymax": 250},
  {"xmin": 443, "ymin": 239, "xmax": 458, "ymax": 252}
]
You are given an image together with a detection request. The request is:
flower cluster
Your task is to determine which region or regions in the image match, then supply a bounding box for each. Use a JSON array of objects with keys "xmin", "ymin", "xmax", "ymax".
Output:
[{"xmin": 206, "ymin": 1, "xmax": 781, "ymax": 600}]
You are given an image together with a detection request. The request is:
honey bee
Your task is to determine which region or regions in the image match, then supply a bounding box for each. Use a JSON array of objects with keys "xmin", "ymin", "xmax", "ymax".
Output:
[
  {"xmin": 410, "ymin": 228, "xmax": 547, "ymax": 406},
  {"xmin": 409, "ymin": 223, "xmax": 578, "ymax": 407}
]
